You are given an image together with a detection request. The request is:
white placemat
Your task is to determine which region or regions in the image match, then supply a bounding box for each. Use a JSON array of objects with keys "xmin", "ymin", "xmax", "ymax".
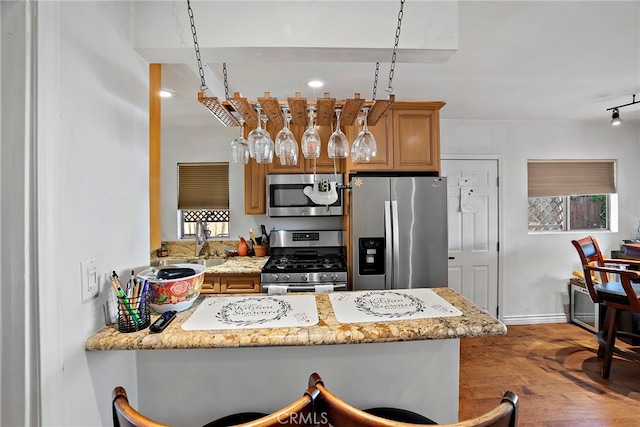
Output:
[
  {"xmin": 329, "ymin": 288, "xmax": 462, "ymax": 324},
  {"xmin": 181, "ymin": 295, "xmax": 319, "ymax": 330}
]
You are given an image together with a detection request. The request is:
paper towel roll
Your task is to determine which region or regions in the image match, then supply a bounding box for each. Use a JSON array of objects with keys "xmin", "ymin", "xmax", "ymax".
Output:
[
  {"xmin": 314, "ymin": 284, "xmax": 334, "ymax": 293},
  {"xmin": 268, "ymin": 284, "xmax": 288, "ymax": 295}
]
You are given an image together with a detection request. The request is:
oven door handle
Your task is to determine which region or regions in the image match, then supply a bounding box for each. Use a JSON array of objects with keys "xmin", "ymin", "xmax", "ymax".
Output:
[{"xmin": 262, "ymin": 283, "xmax": 347, "ymax": 293}]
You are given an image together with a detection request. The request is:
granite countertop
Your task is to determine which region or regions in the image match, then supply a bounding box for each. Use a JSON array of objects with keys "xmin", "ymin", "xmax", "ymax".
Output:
[
  {"xmin": 85, "ymin": 288, "xmax": 507, "ymax": 351},
  {"xmin": 152, "ymin": 256, "xmax": 268, "ymax": 274},
  {"xmin": 205, "ymin": 256, "xmax": 267, "ymax": 274}
]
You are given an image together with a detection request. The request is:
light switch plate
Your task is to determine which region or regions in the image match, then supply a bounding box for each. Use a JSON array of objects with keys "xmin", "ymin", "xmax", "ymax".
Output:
[{"xmin": 81, "ymin": 257, "xmax": 99, "ymax": 302}]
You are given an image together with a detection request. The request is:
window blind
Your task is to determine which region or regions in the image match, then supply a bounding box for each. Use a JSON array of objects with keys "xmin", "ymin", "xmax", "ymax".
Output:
[
  {"xmin": 527, "ymin": 160, "xmax": 616, "ymax": 198},
  {"xmin": 178, "ymin": 162, "xmax": 229, "ymax": 209}
]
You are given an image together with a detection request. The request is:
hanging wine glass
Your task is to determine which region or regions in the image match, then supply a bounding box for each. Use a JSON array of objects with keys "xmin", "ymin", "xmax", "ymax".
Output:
[
  {"xmin": 350, "ymin": 113, "xmax": 370, "ymax": 163},
  {"xmin": 230, "ymin": 118, "xmax": 249, "ymax": 164},
  {"xmin": 275, "ymin": 107, "xmax": 296, "ymax": 159},
  {"xmin": 301, "ymin": 108, "xmax": 321, "ymax": 159},
  {"xmin": 280, "ymin": 137, "xmax": 298, "ymax": 166},
  {"xmin": 254, "ymin": 113, "xmax": 274, "ymax": 164},
  {"xmin": 352, "ymin": 108, "xmax": 376, "ymax": 163},
  {"xmin": 247, "ymin": 106, "xmax": 269, "ymax": 159},
  {"xmin": 360, "ymin": 107, "xmax": 377, "ymax": 158},
  {"xmin": 327, "ymin": 109, "xmax": 349, "ymax": 159},
  {"xmin": 278, "ymin": 112, "xmax": 298, "ymax": 166}
]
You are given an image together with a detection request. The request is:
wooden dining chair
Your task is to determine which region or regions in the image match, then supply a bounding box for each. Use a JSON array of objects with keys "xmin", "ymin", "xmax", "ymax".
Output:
[
  {"xmin": 309, "ymin": 373, "xmax": 518, "ymax": 427},
  {"xmin": 202, "ymin": 385, "xmax": 318, "ymax": 427},
  {"xmin": 112, "ymin": 386, "xmax": 169, "ymax": 427},
  {"xmin": 114, "ymin": 384, "xmax": 319, "ymax": 427},
  {"xmin": 571, "ymin": 236, "xmax": 640, "ymax": 378}
]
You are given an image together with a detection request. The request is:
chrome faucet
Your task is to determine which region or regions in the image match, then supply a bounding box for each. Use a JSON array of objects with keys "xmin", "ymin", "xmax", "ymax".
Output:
[{"xmin": 194, "ymin": 220, "xmax": 209, "ymax": 256}]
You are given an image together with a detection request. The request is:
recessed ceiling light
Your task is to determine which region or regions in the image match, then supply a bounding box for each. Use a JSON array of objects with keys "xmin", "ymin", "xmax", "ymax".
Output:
[
  {"xmin": 159, "ymin": 89, "xmax": 176, "ymax": 98},
  {"xmin": 307, "ymin": 80, "xmax": 324, "ymax": 88}
]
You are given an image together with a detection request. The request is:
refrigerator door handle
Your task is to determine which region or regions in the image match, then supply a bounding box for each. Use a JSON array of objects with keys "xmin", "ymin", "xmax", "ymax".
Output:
[
  {"xmin": 391, "ymin": 200, "xmax": 400, "ymax": 288},
  {"xmin": 384, "ymin": 200, "xmax": 393, "ymax": 290}
]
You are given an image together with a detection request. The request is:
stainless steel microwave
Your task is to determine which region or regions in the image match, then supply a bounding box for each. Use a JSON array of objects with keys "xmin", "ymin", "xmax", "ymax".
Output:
[{"xmin": 266, "ymin": 173, "xmax": 344, "ymax": 217}]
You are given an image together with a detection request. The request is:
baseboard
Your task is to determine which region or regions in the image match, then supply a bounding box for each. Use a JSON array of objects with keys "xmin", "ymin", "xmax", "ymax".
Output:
[{"xmin": 502, "ymin": 313, "xmax": 570, "ymax": 325}]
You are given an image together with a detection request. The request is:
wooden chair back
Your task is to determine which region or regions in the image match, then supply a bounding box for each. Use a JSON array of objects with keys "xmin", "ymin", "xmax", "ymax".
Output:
[
  {"xmin": 232, "ymin": 385, "xmax": 318, "ymax": 426},
  {"xmin": 309, "ymin": 373, "xmax": 518, "ymax": 427},
  {"xmin": 572, "ymin": 236, "xmax": 640, "ymax": 312},
  {"xmin": 572, "ymin": 235, "xmax": 607, "ymax": 303},
  {"xmin": 113, "ymin": 385, "xmax": 319, "ymax": 427},
  {"xmin": 112, "ymin": 387, "xmax": 169, "ymax": 427}
]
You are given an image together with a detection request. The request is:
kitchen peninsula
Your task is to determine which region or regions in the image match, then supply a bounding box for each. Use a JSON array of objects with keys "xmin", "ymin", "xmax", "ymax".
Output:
[{"xmin": 86, "ymin": 288, "xmax": 505, "ymax": 425}]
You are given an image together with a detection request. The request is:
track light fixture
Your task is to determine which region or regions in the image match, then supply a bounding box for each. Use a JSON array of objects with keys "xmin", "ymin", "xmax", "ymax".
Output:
[
  {"xmin": 610, "ymin": 108, "xmax": 622, "ymax": 126},
  {"xmin": 606, "ymin": 94, "xmax": 638, "ymax": 126}
]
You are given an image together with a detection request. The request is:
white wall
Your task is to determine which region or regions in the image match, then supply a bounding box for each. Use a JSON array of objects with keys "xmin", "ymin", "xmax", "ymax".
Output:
[
  {"xmin": 161, "ymin": 125, "xmax": 342, "ymax": 243},
  {"xmin": 36, "ymin": 1, "xmax": 149, "ymax": 425},
  {"xmin": 441, "ymin": 119, "xmax": 640, "ymax": 323}
]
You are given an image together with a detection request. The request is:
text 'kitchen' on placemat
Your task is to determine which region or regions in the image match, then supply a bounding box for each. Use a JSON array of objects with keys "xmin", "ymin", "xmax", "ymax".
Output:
[
  {"xmin": 181, "ymin": 294, "xmax": 319, "ymax": 331},
  {"xmin": 329, "ymin": 288, "xmax": 462, "ymax": 324}
]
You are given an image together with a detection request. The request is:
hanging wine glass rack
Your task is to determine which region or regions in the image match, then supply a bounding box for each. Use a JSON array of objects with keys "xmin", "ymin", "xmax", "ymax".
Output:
[{"xmin": 198, "ymin": 91, "xmax": 395, "ymax": 129}]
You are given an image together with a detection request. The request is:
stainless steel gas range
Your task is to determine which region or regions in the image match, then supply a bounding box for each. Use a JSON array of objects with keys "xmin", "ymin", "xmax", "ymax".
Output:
[{"xmin": 260, "ymin": 230, "xmax": 348, "ymax": 293}]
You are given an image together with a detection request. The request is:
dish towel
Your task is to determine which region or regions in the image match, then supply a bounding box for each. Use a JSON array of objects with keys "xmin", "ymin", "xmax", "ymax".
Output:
[
  {"xmin": 268, "ymin": 284, "xmax": 288, "ymax": 295},
  {"xmin": 314, "ymin": 284, "xmax": 334, "ymax": 292}
]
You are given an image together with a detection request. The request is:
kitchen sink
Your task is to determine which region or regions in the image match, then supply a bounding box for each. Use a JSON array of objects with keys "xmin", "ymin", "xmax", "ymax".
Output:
[
  {"xmin": 152, "ymin": 258, "xmax": 227, "ymax": 267},
  {"xmin": 190, "ymin": 258, "xmax": 227, "ymax": 267}
]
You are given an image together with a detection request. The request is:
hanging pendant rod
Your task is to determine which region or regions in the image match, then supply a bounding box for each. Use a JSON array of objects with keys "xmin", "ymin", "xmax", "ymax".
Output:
[{"xmin": 606, "ymin": 94, "xmax": 638, "ymax": 111}]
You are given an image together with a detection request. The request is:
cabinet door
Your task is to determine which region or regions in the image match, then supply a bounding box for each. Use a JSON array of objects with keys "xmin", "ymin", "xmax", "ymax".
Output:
[
  {"xmin": 200, "ymin": 273, "xmax": 221, "ymax": 294},
  {"xmin": 243, "ymin": 121, "xmax": 268, "ymax": 215},
  {"xmin": 220, "ymin": 274, "xmax": 261, "ymax": 293},
  {"xmin": 346, "ymin": 112, "xmax": 393, "ymax": 171},
  {"xmin": 392, "ymin": 108, "xmax": 440, "ymax": 172},
  {"xmin": 244, "ymin": 161, "xmax": 268, "ymax": 214}
]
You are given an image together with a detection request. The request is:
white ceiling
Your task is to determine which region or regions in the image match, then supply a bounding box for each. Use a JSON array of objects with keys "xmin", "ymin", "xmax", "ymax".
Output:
[{"xmin": 137, "ymin": 1, "xmax": 640, "ymax": 129}]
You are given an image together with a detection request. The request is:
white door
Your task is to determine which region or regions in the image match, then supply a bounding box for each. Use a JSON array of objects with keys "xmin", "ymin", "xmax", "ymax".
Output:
[{"xmin": 441, "ymin": 159, "xmax": 499, "ymax": 316}]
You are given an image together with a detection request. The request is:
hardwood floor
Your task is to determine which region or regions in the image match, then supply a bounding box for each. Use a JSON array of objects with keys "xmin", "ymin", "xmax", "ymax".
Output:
[{"xmin": 459, "ymin": 323, "xmax": 640, "ymax": 426}]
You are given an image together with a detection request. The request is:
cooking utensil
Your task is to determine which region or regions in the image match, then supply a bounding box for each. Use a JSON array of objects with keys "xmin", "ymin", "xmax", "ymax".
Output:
[{"xmin": 156, "ymin": 267, "xmax": 197, "ymax": 280}]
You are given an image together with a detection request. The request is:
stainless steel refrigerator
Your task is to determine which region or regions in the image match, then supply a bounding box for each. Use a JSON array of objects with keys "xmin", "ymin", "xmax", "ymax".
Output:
[{"xmin": 350, "ymin": 175, "xmax": 448, "ymax": 290}]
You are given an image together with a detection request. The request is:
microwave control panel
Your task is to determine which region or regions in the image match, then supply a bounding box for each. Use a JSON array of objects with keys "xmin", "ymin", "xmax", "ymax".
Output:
[{"xmin": 292, "ymin": 232, "xmax": 320, "ymax": 241}]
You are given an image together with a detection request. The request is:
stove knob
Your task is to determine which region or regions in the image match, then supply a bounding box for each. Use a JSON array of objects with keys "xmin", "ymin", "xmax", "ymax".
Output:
[
  {"xmin": 301, "ymin": 274, "xmax": 309, "ymax": 282},
  {"xmin": 319, "ymin": 273, "xmax": 327, "ymax": 281},
  {"xmin": 331, "ymin": 273, "xmax": 339, "ymax": 281},
  {"xmin": 282, "ymin": 274, "xmax": 290, "ymax": 281},
  {"xmin": 271, "ymin": 274, "xmax": 279, "ymax": 281}
]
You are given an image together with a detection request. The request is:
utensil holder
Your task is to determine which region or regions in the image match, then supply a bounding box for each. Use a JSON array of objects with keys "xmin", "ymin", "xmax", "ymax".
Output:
[
  {"xmin": 117, "ymin": 293, "xmax": 151, "ymax": 333},
  {"xmin": 254, "ymin": 245, "xmax": 268, "ymax": 257}
]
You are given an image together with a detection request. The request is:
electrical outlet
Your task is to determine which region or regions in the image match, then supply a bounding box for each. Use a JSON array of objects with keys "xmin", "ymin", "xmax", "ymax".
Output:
[{"xmin": 81, "ymin": 257, "xmax": 99, "ymax": 302}]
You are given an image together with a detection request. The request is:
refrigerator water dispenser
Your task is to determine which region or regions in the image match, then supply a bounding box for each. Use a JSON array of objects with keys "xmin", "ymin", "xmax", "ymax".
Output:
[{"xmin": 358, "ymin": 238, "xmax": 385, "ymax": 275}]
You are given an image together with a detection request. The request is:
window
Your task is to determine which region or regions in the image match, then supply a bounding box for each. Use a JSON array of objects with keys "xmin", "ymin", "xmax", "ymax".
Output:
[
  {"xmin": 178, "ymin": 162, "xmax": 230, "ymax": 238},
  {"xmin": 527, "ymin": 160, "xmax": 616, "ymax": 232},
  {"xmin": 528, "ymin": 195, "xmax": 610, "ymax": 232}
]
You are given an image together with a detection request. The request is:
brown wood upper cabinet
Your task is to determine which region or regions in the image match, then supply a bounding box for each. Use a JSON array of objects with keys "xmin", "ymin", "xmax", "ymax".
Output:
[
  {"xmin": 244, "ymin": 101, "xmax": 444, "ymax": 214},
  {"xmin": 346, "ymin": 101, "xmax": 445, "ymax": 173}
]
